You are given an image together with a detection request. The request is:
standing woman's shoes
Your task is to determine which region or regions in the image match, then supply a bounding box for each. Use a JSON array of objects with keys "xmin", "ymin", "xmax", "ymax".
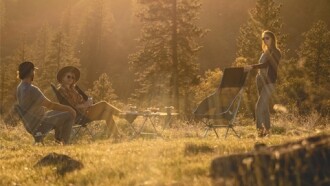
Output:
[{"xmin": 263, "ymin": 129, "xmax": 271, "ymax": 137}]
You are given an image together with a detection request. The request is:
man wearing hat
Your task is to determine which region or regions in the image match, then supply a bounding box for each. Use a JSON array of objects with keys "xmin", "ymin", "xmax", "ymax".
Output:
[{"xmin": 16, "ymin": 61, "xmax": 76, "ymax": 144}]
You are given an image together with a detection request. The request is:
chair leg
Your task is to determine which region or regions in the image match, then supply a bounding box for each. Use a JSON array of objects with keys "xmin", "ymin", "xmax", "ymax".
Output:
[
  {"xmin": 224, "ymin": 126, "xmax": 240, "ymax": 139},
  {"xmin": 150, "ymin": 119, "xmax": 162, "ymax": 138},
  {"xmin": 231, "ymin": 127, "xmax": 240, "ymax": 138},
  {"xmin": 133, "ymin": 117, "xmax": 148, "ymax": 138},
  {"xmin": 71, "ymin": 126, "xmax": 82, "ymax": 141},
  {"xmin": 225, "ymin": 127, "xmax": 230, "ymax": 138},
  {"xmin": 213, "ymin": 127, "xmax": 219, "ymax": 138},
  {"xmin": 203, "ymin": 127, "xmax": 210, "ymax": 138},
  {"xmin": 84, "ymin": 126, "xmax": 95, "ymax": 140},
  {"xmin": 128, "ymin": 122, "xmax": 138, "ymax": 136}
]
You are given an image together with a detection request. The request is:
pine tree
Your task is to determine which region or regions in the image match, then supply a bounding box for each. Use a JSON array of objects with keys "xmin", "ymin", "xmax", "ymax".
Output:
[
  {"xmin": 297, "ymin": 20, "xmax": 330, "ymax": 115},
  {"xmin": 129, "ymin": 0, "xmax": 206, "ymax": 112},
  {"xmin": 39, "ymin": 31, "xmax": 80, "ymax": 97},
  {"xmin": 87, "ymin": 73, "xmax": 118, "ymax": 105},
  {"xmin": 77, "ymin": 0, "xmax": 113, "ymax": 84},
  {"xmin": 234, "ymin": 0, "xmax": 287, "ymax": 117},
  {"xmin": 299, "ymin": 20, "xmax": 330, "ymax": 86},
  {"xmin": 2, "ymin": 35, "xmax": 33, "ymax": 112},
  {"xmin": 29, "ymin": 24, "xmax": 52, "ymax": 89}
]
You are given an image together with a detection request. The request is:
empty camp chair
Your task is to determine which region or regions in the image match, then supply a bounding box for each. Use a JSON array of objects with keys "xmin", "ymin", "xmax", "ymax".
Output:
[
  {"xmin": 193, "ymin": 67, "xmax": 248, "ymax": 138},
  {"xmin": 50, "ymin": 83, "xmax": 94, "ymax": 140},
  {"xmin": 14, "ymin": 104, "xmax": 46, "ymax": 144}
]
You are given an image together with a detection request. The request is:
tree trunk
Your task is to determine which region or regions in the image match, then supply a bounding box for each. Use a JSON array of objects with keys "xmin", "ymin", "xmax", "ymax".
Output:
[{"xmin": 171, "ymin": 0, "xmax": 179, "ymax": 111}]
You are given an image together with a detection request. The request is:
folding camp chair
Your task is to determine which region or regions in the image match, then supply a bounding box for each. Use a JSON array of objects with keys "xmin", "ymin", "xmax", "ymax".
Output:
[
  {"xmin": 50, "ymin": 84, "xmax": 94, "ymax": 140},
  {"xmin": 14, "ymin": 104, "xmax": 46, "ymax": 144},
  {"xmin": 193, "ymin": 67, "xmax": 248, "ymax": 138}
]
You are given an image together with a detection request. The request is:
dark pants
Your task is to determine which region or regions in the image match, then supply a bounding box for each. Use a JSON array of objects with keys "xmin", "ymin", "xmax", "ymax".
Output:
[
  {"xmin": 35, "ymin": 111, "xmax": 74, "ymax": 144},
  {"xmin": 256, "ymin": 75, "xmax": 275, "ymax": 130}
]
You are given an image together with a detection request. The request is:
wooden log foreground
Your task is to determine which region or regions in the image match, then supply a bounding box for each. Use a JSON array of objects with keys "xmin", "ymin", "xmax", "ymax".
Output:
[{"xmin": 210, "ymin": 134, "xmax": 330, "ymax": 186}]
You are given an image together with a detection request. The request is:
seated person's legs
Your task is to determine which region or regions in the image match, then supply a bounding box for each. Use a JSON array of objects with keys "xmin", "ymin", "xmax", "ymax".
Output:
[
  {"xmin": 40, "ymin": 110, "xmax": 74, "ymax": 144},
  {"xmin": 85, "ymin": 101, "xmax": 121, "ymax": 136}
]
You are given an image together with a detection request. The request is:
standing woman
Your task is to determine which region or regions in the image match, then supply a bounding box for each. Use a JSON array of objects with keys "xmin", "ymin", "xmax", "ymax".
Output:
[{"xmin": 245, "ymin": 30, "xmax": 282, "ymax": 137}]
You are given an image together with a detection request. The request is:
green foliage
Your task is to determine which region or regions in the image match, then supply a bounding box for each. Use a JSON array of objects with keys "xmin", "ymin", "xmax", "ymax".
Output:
[
  {"xmin": 29, "ymin": 24, "xmax": 52, "ymax": 89},
  {"xmin": 192, "ymin": 68, "xmax": 222, "ymax": 105},
  {"xmin": 298, "ymin": 20, "xmax": 330, "ymax": 86},
  {"xmin": 77, "ymin": 0, "xmax": 114, "ymax": 84},
  {"xmin": 234, "ymin": 0, "xmax": 286, "ymax": 117},
  {"xmin": 87, "ymin": 73, "xmax": 118, "ymax": 105},
  {"xmin": 278, "ymin": 20, "xmax": 330, "ymax": 116},
  {"xmin": 129, "ymin": 0, "xmax": 206, "ymax": 112},
  {"xmin": 236, "ymin": 0, "xmax": 286, "ymax": 65},
  {"xmin": 41, "ymin": 31, "xmax": 80, "ymax": 98},
  {"xmin": 1, "ymin": 36, "xmax": 33, "ymax": 112}
]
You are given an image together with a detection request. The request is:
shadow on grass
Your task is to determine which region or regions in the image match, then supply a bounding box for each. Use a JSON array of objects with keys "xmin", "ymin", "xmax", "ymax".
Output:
[{"xmin": 184, "ymin": 143, "xmax": 214, "ymax": 156}]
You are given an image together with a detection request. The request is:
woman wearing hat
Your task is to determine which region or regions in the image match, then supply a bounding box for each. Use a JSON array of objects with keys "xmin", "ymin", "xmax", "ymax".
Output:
[{"xmin": 56, "ymin": 66, "xmax": 122, "ymax": 138}]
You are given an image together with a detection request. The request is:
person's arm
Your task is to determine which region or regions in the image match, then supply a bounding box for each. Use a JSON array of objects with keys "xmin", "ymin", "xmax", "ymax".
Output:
[
  {"xmin": 41, "ymin": 99, "xmax": 76, "ymax": 118},
  {"xmin": 244, "ymin": 53, "xmax": 269, "ymax": 71},
  {"xmin": 251, "ymin": 61, "xmax": 269, "ymax": 69},
  {"xmin": 30, "ymin": 85, "xmax": 76, "ymax": 118},
  {"xmin": 58, "ymin": 86, "xmax": 89, "ymax": 109}
]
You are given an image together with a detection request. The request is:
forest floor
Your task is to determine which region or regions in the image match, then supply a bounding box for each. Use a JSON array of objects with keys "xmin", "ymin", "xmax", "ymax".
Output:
[{"xmin": 0, "ymin": 115, "xmax": 329, "ymax": 186}]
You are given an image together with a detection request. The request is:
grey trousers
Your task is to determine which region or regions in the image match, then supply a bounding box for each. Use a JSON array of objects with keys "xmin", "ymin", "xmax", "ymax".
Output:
[
  {"xmin": 256, "ymin": 75, "xmax": 275, "ymax": 130},
  {"xmin": 35, "ymin": 111, "xmax": 74, "ymax": 144}
]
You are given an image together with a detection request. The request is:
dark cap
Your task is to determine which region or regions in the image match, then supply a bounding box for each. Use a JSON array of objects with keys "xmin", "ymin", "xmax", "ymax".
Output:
[{"xmin": 18, "ymin": 61, "xmax": 38, "ymax": 79}]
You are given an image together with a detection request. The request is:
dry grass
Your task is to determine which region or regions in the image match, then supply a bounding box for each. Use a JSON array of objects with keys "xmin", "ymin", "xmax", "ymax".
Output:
[{"xmin": 0, "ymin": 117, "xmax": 329, "ymax": 186}]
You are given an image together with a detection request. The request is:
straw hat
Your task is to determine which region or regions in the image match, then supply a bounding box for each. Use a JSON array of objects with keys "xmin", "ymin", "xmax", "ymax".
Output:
[{"xmin": 57, "ymin": 66, "xmax": 80, "ymax": 83}]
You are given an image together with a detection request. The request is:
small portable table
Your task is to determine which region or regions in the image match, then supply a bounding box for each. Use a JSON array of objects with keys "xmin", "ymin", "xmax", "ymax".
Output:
[{"xmin": 120, "ymin": 107, "xmax": 179, "ymax": 138}]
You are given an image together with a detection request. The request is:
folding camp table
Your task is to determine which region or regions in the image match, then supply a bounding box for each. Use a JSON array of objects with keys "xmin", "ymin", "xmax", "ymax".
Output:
[
  {"xmin": 193, "ymin": 67, "xmax": 248, "ymax": 138},
  {"xmin": 120, "ymin": 108, "xmax": 179, "ymax": 138}
]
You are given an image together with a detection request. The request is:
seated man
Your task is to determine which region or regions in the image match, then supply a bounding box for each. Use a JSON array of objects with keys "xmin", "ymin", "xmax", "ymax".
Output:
[
  {"xmin": 56, "ymin": 66, "xmax": 122, "ymax": 138},
  {"xmin": 17, "ymin": 61, "xmax": 76, "ymax": 144}
]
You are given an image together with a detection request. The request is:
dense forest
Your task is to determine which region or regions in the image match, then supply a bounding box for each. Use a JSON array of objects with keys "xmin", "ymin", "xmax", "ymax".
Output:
[{"xmin": 0, "ymin": 0, "xmax": 329, "ymax": 115}]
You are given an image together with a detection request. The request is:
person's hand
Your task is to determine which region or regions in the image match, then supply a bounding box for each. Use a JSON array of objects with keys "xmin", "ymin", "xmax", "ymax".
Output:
[
  {"xmin": 84, "ymin": 100, "xmax": 93, "ymax": 107},
  {"xmin": 76, "ymin": 103, "xmax": 89, "ymax": 109},
  {"xmin": 244, "ymin": 65, "xmax": 253, "ymax": 72}
]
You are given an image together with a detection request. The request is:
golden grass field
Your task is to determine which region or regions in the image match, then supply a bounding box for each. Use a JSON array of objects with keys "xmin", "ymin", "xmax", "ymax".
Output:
[{"xmin": 0, "ymin": 115, "xmax": 329, "ymax": 186}]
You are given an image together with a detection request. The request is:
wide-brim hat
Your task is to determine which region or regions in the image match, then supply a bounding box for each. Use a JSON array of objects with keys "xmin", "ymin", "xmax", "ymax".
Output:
[{"xmin": 57, "ymin": 66, "xmax": 80, "ymax": 83}]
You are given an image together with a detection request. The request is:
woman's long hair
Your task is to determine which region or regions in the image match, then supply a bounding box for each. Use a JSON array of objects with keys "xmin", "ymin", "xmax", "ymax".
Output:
[{"xmin": 262, "ymin": 30, "xmax": 279, "ymax": 52}]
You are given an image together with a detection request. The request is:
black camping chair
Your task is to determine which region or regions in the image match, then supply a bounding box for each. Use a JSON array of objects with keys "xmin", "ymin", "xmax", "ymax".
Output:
[
  {"xmin": 14, "ymin": 104, "xmax": 46, "ymax": 144},
  {"xmin": 50, "ymin": 83, "xmax": 94, "ymax": 140},
  {"xmin": 193, "ymin": 67, "xmax": 248, "ymax": 138}
]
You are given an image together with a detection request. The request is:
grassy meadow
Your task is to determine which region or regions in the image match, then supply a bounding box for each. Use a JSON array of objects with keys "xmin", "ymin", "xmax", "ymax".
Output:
[{"xmin": 0, "ymin": 115, "xmax": 329, "ymax": 186}]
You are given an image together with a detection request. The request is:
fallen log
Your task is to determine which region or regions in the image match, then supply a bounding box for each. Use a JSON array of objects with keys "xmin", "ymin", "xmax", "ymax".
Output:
[{"xmin": 210, "ymin": 134, "xmax": 330, "ymax": 186}]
